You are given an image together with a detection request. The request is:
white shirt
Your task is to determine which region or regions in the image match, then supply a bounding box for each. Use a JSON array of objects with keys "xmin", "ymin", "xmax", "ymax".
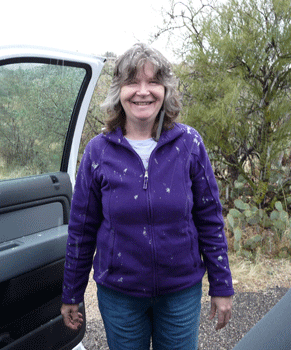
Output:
[{"xmin": 126, "ymin": 138, "xmax": 157, "ymax": 170}]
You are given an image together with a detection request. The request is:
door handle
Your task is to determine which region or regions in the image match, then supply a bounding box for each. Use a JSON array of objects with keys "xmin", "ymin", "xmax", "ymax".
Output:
[{"xmin": 50, "ymin": 175, "xmax": 60, "ymax": 190}]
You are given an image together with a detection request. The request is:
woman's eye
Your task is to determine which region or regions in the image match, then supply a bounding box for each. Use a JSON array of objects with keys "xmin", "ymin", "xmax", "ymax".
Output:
[{"xmin": 124, "ymin": 79, "xmax": 137, "ymax": 85}]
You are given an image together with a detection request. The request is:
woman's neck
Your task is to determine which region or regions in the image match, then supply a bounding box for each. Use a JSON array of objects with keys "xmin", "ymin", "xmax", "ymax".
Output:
[{"xmin": 124, "ymin": 122, "xmax": 153, "ymax": 140}]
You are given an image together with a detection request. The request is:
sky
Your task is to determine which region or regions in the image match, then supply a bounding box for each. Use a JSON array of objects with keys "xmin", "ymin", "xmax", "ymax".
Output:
[{"xmin": 1, "ymin": 0, "xmax": 198, "ymax": 62}]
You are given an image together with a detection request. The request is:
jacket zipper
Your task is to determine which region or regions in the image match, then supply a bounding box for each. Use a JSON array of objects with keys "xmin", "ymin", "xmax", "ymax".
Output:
[
  {"xmin": 143, "ymin": 170, "xmax": 149, "ymax": 189},
  {"xmin": 129, "ymin": 147, "xmax": 158, "ymax": 296},
  {"xmin": 142, "ymin": 154, "xmax": 159, "ymax": 297},
  {"xmin": 117, "ymin": 140, "xmax": 159, "ymax": 296}
]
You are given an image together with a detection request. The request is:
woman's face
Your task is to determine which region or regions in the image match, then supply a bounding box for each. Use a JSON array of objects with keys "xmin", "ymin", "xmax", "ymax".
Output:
[{"xmin": 120, "ymin": 61, "xmax": 165, "ymax": 129}]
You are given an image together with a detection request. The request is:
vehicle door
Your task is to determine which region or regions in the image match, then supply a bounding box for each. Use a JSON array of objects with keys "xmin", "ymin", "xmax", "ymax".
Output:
[{"xmin": 0, "ymin": 46, "xmax": 105, "ymax": 350}]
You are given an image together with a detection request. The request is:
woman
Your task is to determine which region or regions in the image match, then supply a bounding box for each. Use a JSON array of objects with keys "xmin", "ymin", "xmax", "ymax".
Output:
[{"xmin": 61, "ymin": 43, "xmax": 233, "ymax": 350}]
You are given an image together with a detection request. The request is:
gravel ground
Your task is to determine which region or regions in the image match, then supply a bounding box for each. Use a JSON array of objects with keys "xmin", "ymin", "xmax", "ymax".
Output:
[{"xmin": 82, "ymin": 273, "xmax": 289, "ymax": 350}]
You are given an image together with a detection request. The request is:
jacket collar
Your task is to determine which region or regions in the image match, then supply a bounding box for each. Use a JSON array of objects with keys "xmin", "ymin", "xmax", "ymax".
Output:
[{"xmin": 103, "ymin": 123, "xmax": 184, "ymax": 147}]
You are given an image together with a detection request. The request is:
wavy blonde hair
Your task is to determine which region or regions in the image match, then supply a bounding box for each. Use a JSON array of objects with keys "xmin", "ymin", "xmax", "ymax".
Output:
[{"xmin": 101, "ymin": 43, "xmax": 181, "ymax": 138}]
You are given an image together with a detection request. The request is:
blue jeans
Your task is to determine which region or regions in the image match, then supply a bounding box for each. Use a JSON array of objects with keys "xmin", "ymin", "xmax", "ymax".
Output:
[{"xmin": 97, "ymin": 282, "xmax": 202, "ymax": 350}]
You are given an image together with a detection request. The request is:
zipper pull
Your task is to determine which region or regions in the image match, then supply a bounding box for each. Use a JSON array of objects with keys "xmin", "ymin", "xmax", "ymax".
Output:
[{"xmin": 143, "ymin": 170, "xmax": 149, "ymax": 190}]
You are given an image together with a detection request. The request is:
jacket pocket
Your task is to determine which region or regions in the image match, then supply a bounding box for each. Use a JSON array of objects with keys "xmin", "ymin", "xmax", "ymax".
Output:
[
  {"xmin": 95, "ymin": 227, "xmax": 115, "ymax": 281},
  {"xmin": 190, "ymin": 227, "xmax": 199, "ymax": 268}
]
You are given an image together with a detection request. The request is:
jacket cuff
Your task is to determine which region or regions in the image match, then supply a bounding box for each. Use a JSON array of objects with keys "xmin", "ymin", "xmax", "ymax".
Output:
[
  {"xmin": 61, "ymin": 295, "xmax": 84, "ymax": 305},
  {"xmin": 208, "ymin": 288, "xmax": 235, "ymax": 297}
]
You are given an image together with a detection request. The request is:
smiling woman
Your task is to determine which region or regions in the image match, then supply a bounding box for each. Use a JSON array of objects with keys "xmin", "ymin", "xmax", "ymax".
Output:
[
  {"xmin": 120, "ymin": 61, "xmax": 165, "ymax": 139},
  {"xmin": 101, "ymin": 43, "xmax": 181, "ymax": 140},
  {"xmin": 61, "ymin": 43, "xmax": 234, "ymax": 350}
]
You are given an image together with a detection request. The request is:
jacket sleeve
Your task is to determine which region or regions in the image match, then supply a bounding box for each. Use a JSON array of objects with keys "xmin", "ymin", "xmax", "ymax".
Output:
[
  {"xmin": 62, "ymin": 138, "xmax": 103, "ymax": 304},
  {"xmin": 190, "ymin": 133, "xmax": 234, "ymax": 297}
]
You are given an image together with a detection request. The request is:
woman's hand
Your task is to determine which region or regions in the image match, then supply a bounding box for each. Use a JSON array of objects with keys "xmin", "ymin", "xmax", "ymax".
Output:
[
  {"xmin": 209, "ymin": 296, "xmax": 233, "ymax": 330},
  {"xmin": 61, "ymin": 303, "xmax": 83, "ymax": 331}
]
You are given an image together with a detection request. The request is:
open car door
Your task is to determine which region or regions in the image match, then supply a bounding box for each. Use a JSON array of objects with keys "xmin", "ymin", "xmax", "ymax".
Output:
[{"xmin": 0, "ymin": 46, "xmax": 105, "ymax": 350}]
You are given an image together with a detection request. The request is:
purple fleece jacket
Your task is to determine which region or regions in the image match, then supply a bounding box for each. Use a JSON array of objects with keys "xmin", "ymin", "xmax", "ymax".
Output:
[{"xmin": 62, "ymin": 123, "xmax": 234, "ymax": 304}]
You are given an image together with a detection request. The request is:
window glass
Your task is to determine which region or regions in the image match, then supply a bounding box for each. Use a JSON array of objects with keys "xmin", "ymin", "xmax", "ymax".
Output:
[{"xmin": 0, "ymin": 62, "xmax": 86, "ymax": 180}]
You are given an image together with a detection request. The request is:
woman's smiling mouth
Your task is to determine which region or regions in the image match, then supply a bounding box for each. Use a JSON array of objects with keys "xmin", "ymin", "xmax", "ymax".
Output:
[{"xmin": 132, "ymin": 101, "xmax": 154, "ymax": 106}]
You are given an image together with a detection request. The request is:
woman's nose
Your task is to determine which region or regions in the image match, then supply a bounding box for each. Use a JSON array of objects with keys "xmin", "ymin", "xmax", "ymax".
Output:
[{"xmin": 136, "ymin": 82, "xmax": 150, "ymax": 95}]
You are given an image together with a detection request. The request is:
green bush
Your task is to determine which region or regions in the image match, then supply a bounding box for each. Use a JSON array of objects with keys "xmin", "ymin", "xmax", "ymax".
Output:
[{"xmin": 226, "ymin": 199, "xmax": 291, "ymax": 259}]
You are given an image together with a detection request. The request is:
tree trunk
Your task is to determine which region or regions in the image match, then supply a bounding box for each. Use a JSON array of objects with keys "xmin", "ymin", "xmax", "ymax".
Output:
[{"xmin": 253, "ymin": 108, "xmax": 272, "ymax": 206}]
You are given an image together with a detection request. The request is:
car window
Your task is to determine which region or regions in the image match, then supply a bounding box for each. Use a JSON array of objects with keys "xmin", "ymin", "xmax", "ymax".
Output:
[{"xmin": 0, "ymin": 62, "xmax": 86, "ymax": 180}]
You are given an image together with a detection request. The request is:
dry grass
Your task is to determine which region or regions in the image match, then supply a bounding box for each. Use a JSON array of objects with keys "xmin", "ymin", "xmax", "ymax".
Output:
[
  {"xmin": 202, "ymin": 253, "xmax": 291, "ymax": 297},
  {"xmin": 0, "ymin": 164, "xmax": 42, "ymax": 180},
  {"xmin": 230, "ymin": 254, "xmax": 291, "ymax": 291}
]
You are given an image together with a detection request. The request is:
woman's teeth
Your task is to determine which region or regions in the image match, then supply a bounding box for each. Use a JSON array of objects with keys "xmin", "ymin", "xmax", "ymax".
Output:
[{"xmin": 133, "ymin": 102, "xmax": 153, "ymax": 105}]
